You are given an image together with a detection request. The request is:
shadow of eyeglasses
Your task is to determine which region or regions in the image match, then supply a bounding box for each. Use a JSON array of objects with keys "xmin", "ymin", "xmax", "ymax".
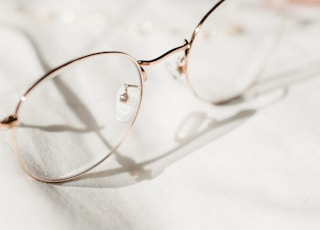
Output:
[
  {"xmin": 70, "ymin": 57, "xmax": 320, "ymax": 188},
  {"xmin": 4, "ymin": 20, "xmax": 320, "ymax": 188}
]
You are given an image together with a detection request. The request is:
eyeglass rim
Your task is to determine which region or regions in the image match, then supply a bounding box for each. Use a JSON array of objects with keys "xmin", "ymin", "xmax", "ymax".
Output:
[
  {"xmin": 2, "ymin": 0, "xmax": 277, "ymax": 183},
  {"xmin": 11, "ymin": 51, "xmax": 145, "ymax": 183},
  {"xmin": 184, "ymin": 0, "xmax": 286, "ymax": 105},
  {"xmin": 2, "ymin": 0, "xmax": 227, "ymax": 183}
]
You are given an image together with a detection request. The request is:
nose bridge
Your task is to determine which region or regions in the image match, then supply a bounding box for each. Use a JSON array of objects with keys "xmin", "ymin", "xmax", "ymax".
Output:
[{"xmin": 138, "ymin": 39, "xmax": 190, "ymax": 67}]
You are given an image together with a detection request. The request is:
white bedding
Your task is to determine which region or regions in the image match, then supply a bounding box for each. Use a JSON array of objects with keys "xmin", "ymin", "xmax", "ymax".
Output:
[{"xmin": 1, "ymin": 0, "xmax": 320, "ymax": 229}]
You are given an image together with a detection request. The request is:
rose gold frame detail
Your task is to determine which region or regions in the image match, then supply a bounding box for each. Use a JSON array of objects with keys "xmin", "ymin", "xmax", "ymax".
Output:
[
  {"xmin": 183, "ymin": 0, "xmax": 285, "ymax": 105},
  {"xmin": 1, "ymin": 0, "xmax": 284, "ymax": 183},
  {"xmin": 10, "ymin": 52, "xmax": 145, "ymax": 183}
]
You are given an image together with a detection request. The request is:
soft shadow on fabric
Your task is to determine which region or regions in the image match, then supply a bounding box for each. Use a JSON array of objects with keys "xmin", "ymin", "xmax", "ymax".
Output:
[{"xmin": 9, "ymin": 24, "xmax": 320, "ymax": 188}]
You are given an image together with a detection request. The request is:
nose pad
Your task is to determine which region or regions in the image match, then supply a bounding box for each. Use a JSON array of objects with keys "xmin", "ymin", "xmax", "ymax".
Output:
[
  {"xmin": 165, "ymin": 56, "xmax": 187, "ymax": 82},
  {"xmin": 116, "ymin": 84, "xmax": 140, "ymax": 122},
  {"xmin": 177, "ymin": 56, "xmax": 187, "ymax": 75}
]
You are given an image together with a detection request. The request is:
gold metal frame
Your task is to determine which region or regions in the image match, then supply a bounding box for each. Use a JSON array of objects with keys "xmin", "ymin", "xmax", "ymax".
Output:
[
  {"xmin": 0, "ymin": 0, "xmax": 283, "ymax": 183},
  {"xmin": 183, "ymin": 0, "xmax": 286, "ymax": 105},
  {"xmin": 11, "ymin": 52, "xmax": 145, "ymax": 183}
]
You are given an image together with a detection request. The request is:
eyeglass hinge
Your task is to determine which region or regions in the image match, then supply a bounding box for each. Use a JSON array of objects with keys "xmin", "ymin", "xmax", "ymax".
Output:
[{"xmin": 0, "ymin": 114, "xmax": 18, "ymax": 129}]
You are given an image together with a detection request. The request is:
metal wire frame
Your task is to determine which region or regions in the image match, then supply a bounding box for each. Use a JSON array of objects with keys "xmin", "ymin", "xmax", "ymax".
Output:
[{"xmin": 0, "ymin": 0, "xmax": 284, "ymax": 183}]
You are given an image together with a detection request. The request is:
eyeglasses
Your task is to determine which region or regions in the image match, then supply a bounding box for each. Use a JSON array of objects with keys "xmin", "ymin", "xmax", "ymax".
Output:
[{"xmin": 0, "ymin": 0, "xmax": 285, "ymax": 183}]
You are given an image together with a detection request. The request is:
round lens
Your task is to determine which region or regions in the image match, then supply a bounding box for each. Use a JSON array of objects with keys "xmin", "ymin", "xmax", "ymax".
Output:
[
  {"xmin": 13, "ymin": 52, "xmax": 143, "ymax": 181},
  {"xmin": 187, "ymin": 0, "xmax": 285, "ymax": 103}
]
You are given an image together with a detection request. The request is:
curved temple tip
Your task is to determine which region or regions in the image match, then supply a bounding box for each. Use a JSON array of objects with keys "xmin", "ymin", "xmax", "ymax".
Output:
[{"xmin": 0, "ymin": 114, "xmax": 18, "ymax": 129}]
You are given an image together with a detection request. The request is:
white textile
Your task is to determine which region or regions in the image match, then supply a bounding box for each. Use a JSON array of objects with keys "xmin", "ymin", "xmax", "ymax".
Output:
[{"xmin": 1, "ymin": 0, "xmax": 320, "ymax": 229}]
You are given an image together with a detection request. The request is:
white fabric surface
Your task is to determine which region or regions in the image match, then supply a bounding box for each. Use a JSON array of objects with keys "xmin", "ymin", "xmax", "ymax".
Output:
[{"xmin": 1, "ymin": 0, "xmax": 320, "ymax": 229}]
